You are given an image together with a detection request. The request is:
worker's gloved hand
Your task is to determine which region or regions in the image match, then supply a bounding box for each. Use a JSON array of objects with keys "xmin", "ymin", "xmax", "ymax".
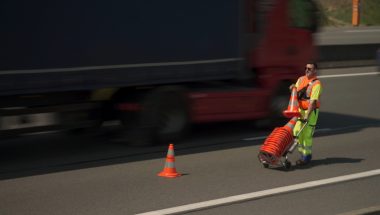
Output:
[
  {"xmin": 300, "ymin": 118, "xmax": 308, "ymax": 123},
  {"xmin": 300, "ymin": 115, "xmax": 309, "ymax": 123},
  {"xmin": 289, "ymin": 84, "xmax": 295, "ymax": 92}
]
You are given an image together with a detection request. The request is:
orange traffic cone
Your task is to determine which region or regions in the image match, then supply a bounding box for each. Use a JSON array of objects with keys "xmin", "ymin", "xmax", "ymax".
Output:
[
  {"xmin": 283, "ymin": 87, "xmax": 300, "ymax": 118},
  {"xmin": 158, "ymin": 144, "xmax": 181, "ymax": 178},
  {"xmin": 283, "ymin": 116, "xmax": 297, "ymax": 134}
]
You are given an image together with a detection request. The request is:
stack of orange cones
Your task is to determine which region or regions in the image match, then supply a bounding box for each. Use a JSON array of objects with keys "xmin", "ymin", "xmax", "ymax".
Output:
[
  {"xmin": 259, "ymin": 127, "xmax": 294, "ymax": 162},
  {"xmin": 283, "ymin": 116, "xmax": 297, "ymax": 134},
  {"xmin": 158, "ymin": 144, "xmax": 181, "ymax": 178},
  {"xmin": 258, "ymin": 117, "xmax": 298, "ymax": 165},
  {"xmin": 283, "ymin": 87, "xmax": 301, "ymax": 118}
]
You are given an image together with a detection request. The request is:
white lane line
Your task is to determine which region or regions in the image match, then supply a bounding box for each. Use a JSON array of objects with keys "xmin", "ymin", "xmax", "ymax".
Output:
[
  {"xmin": 318, "ymin": 72, "xmax": 380, "ymax": 79},
  {"xmin": 345, "ymin": 29, "xmax": 380, "ymax": 33},
  {"xmin": 136, "ymin": 169, "xmax": 380, "ymax": 215},
  {"xmin": 243, "ymin": 127, "xmax": 331, "ymax": 141},
  {"xmin": 242, "ymin": 136, "xmax": 267, "ymax": 141},
  {"xmin": 314, "ymin": 128, "xmax": 333, "ymax": 133},
  {"xmin": 328, "ymin": 123, "xmax": 379, "ymax": 132},
  {"xmin": 243, "ymin": 123, "xmax": 379, "ymax": 142},
  {"xmin": 337, "ymin": 205, "xmax": 380, "ymax": 215}
]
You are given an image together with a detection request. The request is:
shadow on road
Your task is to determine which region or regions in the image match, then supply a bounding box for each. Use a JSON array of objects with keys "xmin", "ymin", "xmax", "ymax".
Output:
[
  {"xmin": 316, "ymin": 112, "xmax": 380, "ymax": 136},
  {"xmin": 0, "ymin": 111, "xmax": 378, "ymax": 180},
  {"xmin": 264, "ymin": 157, "xmax": 364, "ymax": 172},
  {"xmin": 296, "ymin": 157, "xmax": 365, "ymax": 170}
]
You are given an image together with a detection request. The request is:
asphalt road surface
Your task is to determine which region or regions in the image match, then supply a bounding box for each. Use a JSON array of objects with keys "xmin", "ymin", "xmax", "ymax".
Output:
[{"xmin": 0, "ymin": 66, "xmax": 379, "ymax": 215}]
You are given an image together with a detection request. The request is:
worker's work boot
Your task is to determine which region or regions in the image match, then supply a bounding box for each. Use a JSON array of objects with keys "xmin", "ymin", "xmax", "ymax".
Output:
[{"xmin": 296, "ymin": 155, "xmax": 312, "ymax": 166}]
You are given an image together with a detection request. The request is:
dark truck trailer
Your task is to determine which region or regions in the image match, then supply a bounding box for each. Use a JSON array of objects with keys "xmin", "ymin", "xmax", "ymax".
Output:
[
  {"xmin": 0, "ymin": 0, "xmax": 318, "ymax": 144},
  {"xmin": 0, "ymin": 0, "xmax": 246, "ymax": 96}
]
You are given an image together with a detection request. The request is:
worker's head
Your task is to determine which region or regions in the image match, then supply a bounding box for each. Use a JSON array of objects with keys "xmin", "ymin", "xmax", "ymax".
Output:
[{"xmin": 305, "ymin": 62, "xmax": 317, "ymax": 79}]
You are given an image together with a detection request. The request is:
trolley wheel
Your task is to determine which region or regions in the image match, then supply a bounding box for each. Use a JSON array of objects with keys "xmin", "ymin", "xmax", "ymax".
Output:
[
  {"xmin": 284, "ymin": 160, "xmax": 292, "ymax": 170},
  {"xmin": 262, "ymin": 163, "xmax": 269, "ymax": 168}
]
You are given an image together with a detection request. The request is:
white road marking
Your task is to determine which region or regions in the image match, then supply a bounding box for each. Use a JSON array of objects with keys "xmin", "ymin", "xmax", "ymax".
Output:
[
  {"xmin": 243, "ymin": 123, "xmax": 379, "ymax": 142},
  {"xmin": 318, "ymin": 72, "xmax": 380, "ymax": 79},
  {"xmin": 345, "ymin": 29, "xmax": 380, "ymax": 33},
  {"xmin": 328, "ymin": 124, "xmax": 379, "ymax": 132},
  {"xmin": 243, "ymin": 127, "xmax": 331, "ymax": 141},
  {"xmin": 337, "ymin": 205, "xmax": 380, "ymax": 215},
  {"xmin": 314, "ymin": 128, "xmax": 332, "ymax": 133},
  {"xmin": 136, "ymin": 169, "xmax": 380, "ymax": 215},
  {"xmin": 242, "ymin": 136, "xmax": 267, "ymax": 141}
]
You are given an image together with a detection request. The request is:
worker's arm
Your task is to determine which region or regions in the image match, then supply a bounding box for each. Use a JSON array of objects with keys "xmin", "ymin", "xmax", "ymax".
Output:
[{"xmin": 289, "ymin": 77, "xmax": 301, "ymax": 91}]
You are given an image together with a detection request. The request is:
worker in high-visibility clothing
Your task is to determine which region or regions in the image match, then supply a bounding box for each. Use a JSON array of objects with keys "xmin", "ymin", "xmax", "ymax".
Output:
[{"xmin": 290, "ymin": 62, "xmax": 322, "ymax": 165}]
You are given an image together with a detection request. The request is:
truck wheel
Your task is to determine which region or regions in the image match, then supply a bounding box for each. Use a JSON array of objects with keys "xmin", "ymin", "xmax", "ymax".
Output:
[
  {"xmin": 271, "ymin": 86, "xmax": 289, "ymax": 118},
  {"xmin": 270, "ymin": 82, "xmax": 290, "ymax": 124},
  {"xmin": 271, "ymin": 94, "xmax": 288, "ymax": 117},
  {"xmin": 122, "ymin": 86, "xmax": 190, "ymax": 146},
  {"xmin": 256, "ymin": 82, "xmax": 289, "ymax": 128},
  {"xmin": 284, "ymin": 160, "xmax": 292, "ymax": 170}
]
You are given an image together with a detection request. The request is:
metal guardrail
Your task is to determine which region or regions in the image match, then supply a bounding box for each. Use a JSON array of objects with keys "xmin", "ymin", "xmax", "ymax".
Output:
[{"xmin": 318, "ymin": 43, "xmax": 380, "ymax": 69}]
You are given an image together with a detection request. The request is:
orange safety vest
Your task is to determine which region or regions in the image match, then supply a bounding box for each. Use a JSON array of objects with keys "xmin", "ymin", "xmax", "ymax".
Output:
[{"xmin": 296, "ymin": 76, "xmax": 321, "ymax": 110}]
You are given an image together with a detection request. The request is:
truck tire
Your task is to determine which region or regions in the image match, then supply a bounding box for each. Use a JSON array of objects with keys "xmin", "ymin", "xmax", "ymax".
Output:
[
  {"xmin": 122, "ymin": 86, "xmax": 190, "ymax": 146},
  {"xmin": 256, "ymin": 82, "xmax": 290, "ymax": 128},
  {"xmin": 271, "ymin": 88, "xmax": 289, "ymax": 118},
  {"xmin": 270, "ymin": 82, "xmax": 291, "ymax": 124}
]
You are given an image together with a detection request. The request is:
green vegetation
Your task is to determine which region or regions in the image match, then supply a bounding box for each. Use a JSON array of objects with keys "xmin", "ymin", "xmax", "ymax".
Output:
[{"xmin": 317, "ymin": 0, "xmax": 380, "ymax": 26}]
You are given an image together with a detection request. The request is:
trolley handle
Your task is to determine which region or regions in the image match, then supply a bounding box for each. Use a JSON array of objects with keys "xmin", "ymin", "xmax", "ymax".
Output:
[
  {"xmin": 295, "ymin": 120, "xmax": 308, "ymax": 138},
  {"xmin": 286, "ymin": 120, "xmax": 309, "ymax": 155}
]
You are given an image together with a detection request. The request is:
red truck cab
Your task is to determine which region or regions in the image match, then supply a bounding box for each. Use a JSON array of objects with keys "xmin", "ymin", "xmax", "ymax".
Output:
[{"xmin": 118, "ymin": 0, "xmax": 319, "ymax": 145}]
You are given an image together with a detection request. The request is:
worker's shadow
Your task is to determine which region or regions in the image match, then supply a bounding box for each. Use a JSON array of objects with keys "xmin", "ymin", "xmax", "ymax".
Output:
[
  {"xmin": 272, "ymin": 157, "xmax": 364, "ymax": 171},
  {"xmin": 295, "ymin": 157, "xmax": 364, "ymax": 170}
]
